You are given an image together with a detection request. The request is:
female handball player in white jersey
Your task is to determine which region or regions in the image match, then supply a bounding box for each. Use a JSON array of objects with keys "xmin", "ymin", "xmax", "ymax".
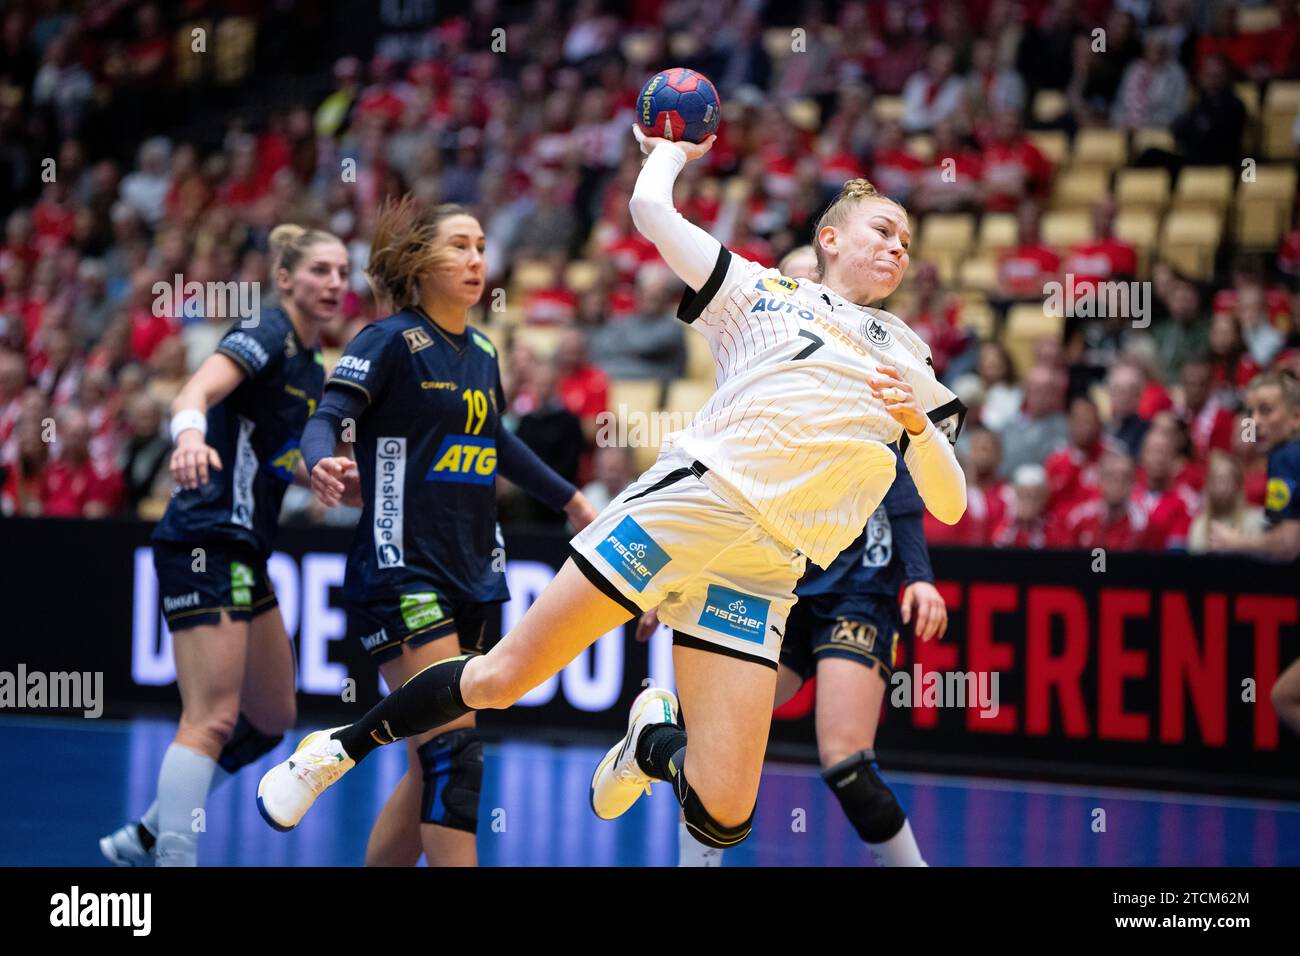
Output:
[{"xmin": 257, "ymin": 126, "xmax": 967, "ymax": 853}]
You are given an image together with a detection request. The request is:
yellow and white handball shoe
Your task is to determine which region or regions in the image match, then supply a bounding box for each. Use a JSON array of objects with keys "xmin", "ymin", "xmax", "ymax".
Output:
[
  {"xmin": 256, "ymin": 727, "xmax": 355, "ymax": 831},
  {"xmin": 590, "ymin": 686, "xmax": 679, "ymax": 820}
]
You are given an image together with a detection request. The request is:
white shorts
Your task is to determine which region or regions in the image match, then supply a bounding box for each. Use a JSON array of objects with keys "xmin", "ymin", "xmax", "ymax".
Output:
[{"xmin": 570, "ymin": 448, "xmax": 808, "ymax": 668}]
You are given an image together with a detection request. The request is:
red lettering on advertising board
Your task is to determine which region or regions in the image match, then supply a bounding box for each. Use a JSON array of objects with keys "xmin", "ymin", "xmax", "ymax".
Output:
[
  {"xmin": 1237, "ymin": 595, "xmax": 1297, "ymax": 749},
  {"xmin": 1098, "ymin": 589, "xmax": 1151, "ymax": 741},
  {"xmin": 1025, "ymin": 585, "xmax": 1090, "ymax": 737},
  {"xmin": 966, "ymin": 583, "xmax": 1018, "ymax": 732},
  {"xmin": 1159, "ymin": 592, "xmax": 1227, "ymax": 746}
]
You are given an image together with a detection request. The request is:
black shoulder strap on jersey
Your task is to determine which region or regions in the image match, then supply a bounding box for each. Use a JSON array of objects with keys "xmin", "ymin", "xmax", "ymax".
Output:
[
  {"xmin": 676, "ymin": 246, "xmax": 732, "ymax": 324},
  {"xmin": 898, "ymin": 397, "xmax": 967, "ymax": 454}
]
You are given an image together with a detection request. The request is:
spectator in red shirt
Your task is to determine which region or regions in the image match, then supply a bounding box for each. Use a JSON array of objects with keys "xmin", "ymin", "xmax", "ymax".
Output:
[
  {"xmin": 554, "ymin": 327, "xmax": 609, "ymax": 444},
  {"xmin": 1206, "ymin": 311, "xmax": 1261, "ymax": 399},
  {"xmin": 996, "ymin": 200, "xmax": 1060, "ymax": 302},
  {"xmin": 1134, "ymin": 426, "xmax": 1199, "ymax": 549},
  {"xmin": 926, "ymin": 423, "xmax": 1010, "ymax": 546},
  {"xmin": 899, "ymin": 261, "xmax": 973, "ymax": 378},
  {"xmin": 979, "ymin": 109, "xmax": 1052, "ymax": 213},
  {"xmin": 1060, "ymin": 449, "xmax": 1149, "ymax": 550},
  {"xmin": 1061, "ymin": 196, "xmax": 1138, "ymax": 291},
  {"xmin": 40, "ymin": 407, "xmax": 122, "ymax": 518},
  {"xmin": 1045, "ymin": 395, "xmax": 1125, "ymax": 521},
  {"xmin": 992, "ymin": 463, "xmax": 1063, "ymax": 548},
  {"xmin": 868, "ymin": 119, "xmax": 926, "ymax": 207},
  {"xmin": 1175, "ymin": 358, "xmax": 1235, "ymax": 459},
  {"xmin": 913, "ymin": 119, "xmax": 984, "ymax": 214}
]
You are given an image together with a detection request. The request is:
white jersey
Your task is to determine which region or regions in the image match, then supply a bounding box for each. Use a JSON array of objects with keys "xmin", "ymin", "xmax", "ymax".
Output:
[{"xmin": 664, "ymin": 247, "xmax": 964, "ymax": 568}]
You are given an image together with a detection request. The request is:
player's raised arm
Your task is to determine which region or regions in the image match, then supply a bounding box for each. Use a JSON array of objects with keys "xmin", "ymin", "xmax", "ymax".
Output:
[{"xmin": 628, "ymin": 127, "xmax": 722, "ymax": 292}]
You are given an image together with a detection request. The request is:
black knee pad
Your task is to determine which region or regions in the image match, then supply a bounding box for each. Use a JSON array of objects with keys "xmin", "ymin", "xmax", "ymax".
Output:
[
  {"xmin": 821, "ymin": 750, "xmax": 906, "ymax": 844},
  {"xmin": 675, "ymin": 771, "xmax": 753, "ymax": 850},
  {"xmin": 417, "ymin": 728, "xmax": 483, "ymax": 833},
  {"xmin": 216, "ymin": 713, "xmax": 284, "ymax": 773}
]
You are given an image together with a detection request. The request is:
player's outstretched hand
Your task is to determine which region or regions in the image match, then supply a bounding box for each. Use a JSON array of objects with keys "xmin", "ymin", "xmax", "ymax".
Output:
[
  {"xmin": 901, "ymin": 581, "xmax": 947, "ymax": 641},
  {"xmin": 634, "ymin": 608, "xmax": 660, "ymax": 643},
  {"xmin": 171, "ymin": 430, "xmax": 222, "ymax": 489},
  {"xmin": 564, "ymin": 489, "xmax": 599, "ymax": 532},
  {"xmin": 869, "ymin": 365, "xmax": 928, "ymax": 436},
  {"xmin": 631, "ymin": 124, "xmax": 716, "ymax": 162},
  {"xmin": 312, "ymin": 456, "xmax": 356, "ymax": 508}
]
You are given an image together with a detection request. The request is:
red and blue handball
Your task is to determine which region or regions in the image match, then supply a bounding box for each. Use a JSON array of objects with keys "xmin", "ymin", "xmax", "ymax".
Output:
[{"xmin": 636, "ymin": 68, "xmax": 721, "ymax": 144}]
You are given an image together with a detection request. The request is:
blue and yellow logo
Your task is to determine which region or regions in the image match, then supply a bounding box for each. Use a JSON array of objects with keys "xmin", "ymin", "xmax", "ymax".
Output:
[
  {"xmin": 265, "ymin": 440, "xmax": 302, "ymax": 482},
  {"xmin": 426, "ymin": 435, "xmax": 497, "ymax": 485},
  {"xmin": 754, "ymin": 276, "xmax": 800, "ymax": 296},
  {"xmin": 1266, "ymin": 477, "xmax": 1293, "ymax": 513}
]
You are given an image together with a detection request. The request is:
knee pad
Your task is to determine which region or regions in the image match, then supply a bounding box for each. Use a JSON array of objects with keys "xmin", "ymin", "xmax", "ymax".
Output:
[
  {"xmin": 216, "ymin": 713, "xmax": 284, "ymax": 774},
  {"xmin": 676, "ymin": 771, "xmax": 753, "ymax": 850},
  {"xmin": 821, "ymin": 750, "xmax": 905, "ymax": 844},
  {"xmin": 417, "ymin": 728, "xmax": 483, "ymax": 833}
]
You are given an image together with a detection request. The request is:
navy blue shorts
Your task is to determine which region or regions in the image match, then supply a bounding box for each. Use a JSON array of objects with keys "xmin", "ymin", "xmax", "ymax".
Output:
[
  {"xmin": 779, "ymin": 592, "xmax": 902, "ymax": 683},
  {"xmin": 153, "ymin": 539, "xmax": 278, "ymax": 632},
  {"xmin": 348, "ymin": 590, "xmax": 503, "ymax": 664}
]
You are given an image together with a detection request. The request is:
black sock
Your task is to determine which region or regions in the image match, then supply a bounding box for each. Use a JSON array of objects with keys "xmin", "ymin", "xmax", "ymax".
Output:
[
  {"xmin": 635, "ymin": 723, "xmax": 687, "ymax": 781},
  {"xmin": 333, "ymin": 655, "xmax": 472, "ymax": 762},
  {"xmin": 136, "ymin": 821, "xmax": 156, "ymax": 850}
]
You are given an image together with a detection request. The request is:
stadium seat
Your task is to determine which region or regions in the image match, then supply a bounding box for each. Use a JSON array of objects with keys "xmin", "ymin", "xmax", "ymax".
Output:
[
  {"xmin": 1262, "ymin": 80, "xmax": 1300, "ymax": 159},
  {"xmin": 512, "ymin": 259, "xmax": 555, "ymax": 292},
  {"xmin": 906, "ymin": 134, "xmax": 935, "ymax": 161},
  {"xmin": 1073, "ymin": 128, "xmax": 1128, "ymax": 169},
  {"xmin": 1027, "ymin": 130, "xmax": 1069, "ymax": 166},
  {"xmin": 1005, "ymin": 302, "xmax": 1063, "ymax": 374},
  {"xmin": 1234, "ymin": 198, "xmax": 1288, "ymax": 251},
  {"xmin": 873, "ymin": 96, "xmax": 906, "ymax": 122},
  {"xmin": 1115, "ymin": 168, "xmax": 1171, "ymax": 212},
  {"xmin": 763, "ymin": 27, "xmax": 797, "ymax": 60},
  {"xmin": 564, "ymin": 260, "xmax": 601, "ymax": 294},
  {"xmin": 1131, "ymin": 128, "xmax": 1176, "ymax": 154},
  {"xmin": 918, "ymin": 213, "xmax": 975, "ymax": 256},
  {"xmin": 785, "ymin": 99, "xmax": 821, "ymax": 130},
  {"xmin": 959, "ymin": 298, "xmax": 995, "ymax": 339},
  {"xmin": 1159, "ymin": 209, "xmax": 1223, "ymax": 281},
  {"xmin": 977, "ymin": 212, "xmax": 1019, "ymax": 253},
  {"xmin": 1246, "ymin": 164, "xmax": 1298, "ymax": 204},
  {"xmin": 1236, "ymin": 82, "xmax": 1261, "ymax": 121},
  {"xmin": 663, "ymin": 379, "xmax": 714, "ymax": 418},
  {"xmin": 1114, "ymin": 207, "xmax": 1160, "ymax": 277},
  {"xmin": 1032, "ymin": 89, "xmax": 1069, "ymax": 124},
  {"xmin": 1173, "ymin": 167, "xmax": 1233, "ymax": 211},
  {"xmin": 176, "ymin": 21, "xmax": 211, "ymax": 84},
  {"xmin": 684, "ymin": 331, "xmax": 714, "ymax": 382},
  {"xmin": 1051, "ymin": 167, "xmax": 1110, "ymax": 208},
  {"xmin": 512, "ymin": 325, "xmax": 562, "ymax": 359},
  {"xmin": 214, "ymin": 17, "xmax": 256, "ymax": 85},
  {"xmin": 1041, "ymin": 209, "xmax": 1096, "ymax": 249},
  {"xmin": 958, "ymin": 256, "xmax": 999, "ymax": 292},
  {"xmin": 1238, "ymin": 6, "xmax": 1282, "ymax": 31}
]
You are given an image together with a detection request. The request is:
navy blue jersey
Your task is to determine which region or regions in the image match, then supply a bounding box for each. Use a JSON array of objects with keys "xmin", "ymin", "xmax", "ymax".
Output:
[
  {"xmin": 329, "ymin": 308, "xmax": 509, "ymax": 604},
  {"xmin": 796, "ymin": 445, "xmax": 933, "ymax": 599},
  {"xmin": 153, "ymin": 308, "xmax": 323, "ymax": 553},
  {"xmin": 1265, "ymin": 437, "xmax": 1300, "ymax": 527}
]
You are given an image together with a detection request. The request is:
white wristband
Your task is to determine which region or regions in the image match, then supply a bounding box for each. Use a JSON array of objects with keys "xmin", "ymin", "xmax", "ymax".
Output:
[{"xmin": 170, "ymin": 409, "xmax": 208, "ymax": 444}]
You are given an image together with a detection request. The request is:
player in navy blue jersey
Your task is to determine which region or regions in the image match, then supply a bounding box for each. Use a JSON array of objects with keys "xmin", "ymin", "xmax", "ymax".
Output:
[
  {"xmin": 286, "ymin": 198, "xmax": 596, "ymax": 866},
  {"xmin": 1208, "ymin": 370, "xmax": 1300, "ymax": 737},
  {"xmin": 100, "ymin": 225, "xmax": 352, "ymax": 867}
]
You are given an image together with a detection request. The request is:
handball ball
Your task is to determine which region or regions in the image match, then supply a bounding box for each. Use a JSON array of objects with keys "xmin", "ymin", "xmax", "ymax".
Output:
[{"xmin": 636, "ymin": 68, "xmax": 721, "ymax": 144}]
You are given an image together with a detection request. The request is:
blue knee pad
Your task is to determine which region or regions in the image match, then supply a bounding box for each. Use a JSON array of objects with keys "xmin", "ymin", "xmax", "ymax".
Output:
[
  {"xmin": 675, "ymin": 770, "xmax": 753, "ymax": 850},
  {"xmin": 417, "ymin": 728, "xmax": 483, "ymax": 833},
  {"xmin": 821, "ymin": 749, "xmax": 906, "ymax": 844},
  {"xmin": 216, "ymin": 713, "xmax": 284, "ymax": 773}
]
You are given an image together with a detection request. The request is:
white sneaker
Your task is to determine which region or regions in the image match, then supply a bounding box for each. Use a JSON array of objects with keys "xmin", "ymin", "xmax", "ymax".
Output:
[
  {"xmin": 256, "ymin": 727, "xmax": 354, "ymax": 831},
  {"xmin": 99, "ymin": 821, "xmax": 155, "ymax": 867},
  {"xmin": 590, "ymin": 686, "xmax": 679, "ymax": 820}
]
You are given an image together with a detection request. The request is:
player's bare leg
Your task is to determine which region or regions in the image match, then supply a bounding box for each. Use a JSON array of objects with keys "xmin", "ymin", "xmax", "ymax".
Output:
[{"xmin": 368, "ymin": 634, "xmax": 478, "ymax": 867}]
